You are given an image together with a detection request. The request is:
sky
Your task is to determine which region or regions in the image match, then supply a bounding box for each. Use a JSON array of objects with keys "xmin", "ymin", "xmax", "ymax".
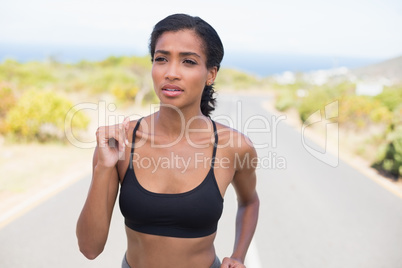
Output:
[{"xmin": 1, "ymin": 0, "xmax": 402, "ymax": 61}]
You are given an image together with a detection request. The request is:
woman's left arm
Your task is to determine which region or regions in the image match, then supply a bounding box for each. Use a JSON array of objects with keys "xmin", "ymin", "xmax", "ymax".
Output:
[{"xmin": 222, "ymin": 139, "xmax": 260, "ymax": 267}]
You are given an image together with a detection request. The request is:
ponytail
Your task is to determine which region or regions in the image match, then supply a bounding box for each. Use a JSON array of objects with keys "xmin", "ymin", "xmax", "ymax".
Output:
[{"xmin": 200, "ymin": 84, "xmax": 216, "ymax": 117}]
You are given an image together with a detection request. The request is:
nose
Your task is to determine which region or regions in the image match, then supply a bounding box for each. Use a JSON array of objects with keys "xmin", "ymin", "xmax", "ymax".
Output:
[{"xmin": 165, "ymin": 62, "xmax": 181, "ymax": 81}]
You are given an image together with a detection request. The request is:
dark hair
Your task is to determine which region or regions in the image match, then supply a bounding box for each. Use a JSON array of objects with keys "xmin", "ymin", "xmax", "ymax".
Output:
[{"xmin": 149, "ymin": 14, "xmax": 224, "ymax": 117}]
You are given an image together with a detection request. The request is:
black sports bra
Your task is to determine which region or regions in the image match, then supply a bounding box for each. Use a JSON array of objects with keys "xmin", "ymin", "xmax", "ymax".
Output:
[{"xmin": 119, "ymin": 118, "xmax": 224, "ymax": 238}]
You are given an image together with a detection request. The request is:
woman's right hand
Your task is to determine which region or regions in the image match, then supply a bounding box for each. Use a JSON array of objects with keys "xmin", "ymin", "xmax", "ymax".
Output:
[{"xmin": 95, "ymin": 117, "xmax": 130, "ymax": 168}]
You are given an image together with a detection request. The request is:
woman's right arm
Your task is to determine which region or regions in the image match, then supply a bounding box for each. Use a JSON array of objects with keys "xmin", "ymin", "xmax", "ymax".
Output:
[{"xmin": 76, "ymin": 118, "xmax": 130, "ymax": 259}]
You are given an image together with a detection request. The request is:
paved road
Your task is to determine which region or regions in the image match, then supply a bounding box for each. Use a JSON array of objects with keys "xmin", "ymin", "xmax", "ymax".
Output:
[{"xmin": 1, "ymin": 93, "xmax": 402, "ymax": 268}]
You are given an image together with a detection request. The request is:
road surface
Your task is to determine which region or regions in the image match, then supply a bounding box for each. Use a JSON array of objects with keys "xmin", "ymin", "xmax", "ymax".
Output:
[{"xmin": 1, "ymin": 93, "xmax": 402, "ymax": 267}]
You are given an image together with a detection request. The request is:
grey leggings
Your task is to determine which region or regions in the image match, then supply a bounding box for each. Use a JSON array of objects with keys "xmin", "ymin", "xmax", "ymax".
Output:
[{"xmin": 122, "ymin": 254, "xmax": 221, "ymax": 268}]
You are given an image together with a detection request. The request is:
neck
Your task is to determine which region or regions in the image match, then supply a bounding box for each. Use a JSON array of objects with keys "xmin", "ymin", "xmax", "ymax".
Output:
[{"xmin": 153, "ymin": 104, "xmax": 209, "ymax": 137}]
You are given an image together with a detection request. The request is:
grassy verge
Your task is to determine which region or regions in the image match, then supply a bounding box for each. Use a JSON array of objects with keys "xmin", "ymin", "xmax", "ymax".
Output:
[{"xmin": 0, "ymin": 142, "xmax": 93, "ymax": 218}]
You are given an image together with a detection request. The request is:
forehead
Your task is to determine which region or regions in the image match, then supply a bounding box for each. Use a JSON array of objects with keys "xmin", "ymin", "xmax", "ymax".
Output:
[{"xmin": 155, "ymin": 30, "xmax": 206, "ymax": 58}]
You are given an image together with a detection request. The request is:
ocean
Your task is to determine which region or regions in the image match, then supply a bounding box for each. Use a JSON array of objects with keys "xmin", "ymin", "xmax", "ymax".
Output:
[{"xmin": 0, "ymin": 43, "xmax": 381, "ymax": 77}]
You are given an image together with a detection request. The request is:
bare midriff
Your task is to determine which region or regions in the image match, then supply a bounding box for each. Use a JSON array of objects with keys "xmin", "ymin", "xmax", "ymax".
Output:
[{"xmin": 125, "ymin": 226, "xmax": 217, "ymax": 268}]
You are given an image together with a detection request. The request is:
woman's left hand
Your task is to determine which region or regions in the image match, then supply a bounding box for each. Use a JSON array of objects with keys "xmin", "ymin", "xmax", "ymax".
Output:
[{"xmin": 220, "ymin": 257, "xmax": 246, "ymax": 268}]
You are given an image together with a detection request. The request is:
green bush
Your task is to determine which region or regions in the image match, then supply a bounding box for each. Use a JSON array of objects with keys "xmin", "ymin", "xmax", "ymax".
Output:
[
  {"xmin": 297, "ymin": 84, "xmax": 392, "ymax": 128},
  {"xmin": 0, "ymin": 59, "xmax": 20, "ymax": 82},
  {"xmin": 338, "ymin": 95, "xmax": 392, "ymax": 128},
  {"xmin": 85, "ymin": 68, "xmax": 139, "ymax": 94},
  {"xmin": 373, "ymin": 128, "xmax": 402, "ymax": 178},
  {"xmin": 142, "ymin": 89, "xmax": 159, "ymax": 104},
  {"xmin": 0, "ymin": 86, "xmax": 16, "ymax": 117},
  {"xmin": 272, "ymin": 80, "xmax": 308, "ymax": 92},
  {"xmin": 374, "ymin": 86, "xmax": 402, "ymax": 111},
  {"xmin": 98, "ymin": 55, "xmax": 152, "ymax": 69},
  {"xmin": 298, "ymin": 88, "xmax": 334, "ymax": 122},
  {"xmin": 4, "ymin": 89, "xmax": 89, "ymax": 142},
  {"xmin": 215, "ymin": 68, "xmax": 260, "ymax": 89},
  {"xmin": 275, "ymin": 89, "xmax": 296, "ymax": 111},
  {"xmin": 111, "ymin": 85, "xmax": 139, "ymax": 103},
  {"xmin": 372, "ymin": 106, "xmax": 402, "ymax": 178},
  {"xmin": 297, "ymin": 82, "xmax": 355, "ymax": 122},
  {"xmin": 0, "ymin": 86, "xmax": 17, "ymax": 134},
  {"xmin": 0, "ymin": 60, "xmax": 56, "ymax": 88}
]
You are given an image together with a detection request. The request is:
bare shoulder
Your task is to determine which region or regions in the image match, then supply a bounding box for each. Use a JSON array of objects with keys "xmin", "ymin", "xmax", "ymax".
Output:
[
  {"xmin": 214, "ymin": 121, "xmax": 257, "ymax": 170},
  {"xmin": 214, "ymin": 121, "xmax": 255, "ymax": 150},
  {"xmin": 214, "ymin": 121, "xmax": 258, "ymax": 202}
]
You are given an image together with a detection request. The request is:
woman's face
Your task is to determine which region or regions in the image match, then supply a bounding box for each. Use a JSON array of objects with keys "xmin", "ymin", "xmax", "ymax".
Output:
[{"xmin": 151, "ymin": 29, "xmax": 217, "ymax": 113}]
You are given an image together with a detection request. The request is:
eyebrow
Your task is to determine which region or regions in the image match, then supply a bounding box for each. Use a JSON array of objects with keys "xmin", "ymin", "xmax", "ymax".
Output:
[{"xmin": 155, "ymin": 50, "xmax": 201, "ymax": 58}]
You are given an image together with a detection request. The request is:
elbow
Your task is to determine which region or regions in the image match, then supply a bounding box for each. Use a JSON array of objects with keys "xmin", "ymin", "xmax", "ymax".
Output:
[
  {"xmin": 77, "ymin": 233, "xmax": 105, "ymax": 260},
  {"xmin": 240, "ymin": 192, "xmax": 260, "ymax": 209},
  {"xmin": 76, "ymin": 225, "xmax": 106, "ymax": 260},
  {"xmin": 79, "ymin": 244, "xmax": 104, "ymax": 260},
  {"xmin": 239, "ymin": 193, "xmax": 260, "ymax": 219},
  {"xmin": 250, "ymin": 193, "xmax": 260, "ymax": 216}
]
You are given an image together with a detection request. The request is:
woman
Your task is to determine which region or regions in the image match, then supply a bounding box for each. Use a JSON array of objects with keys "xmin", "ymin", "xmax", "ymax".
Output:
[{"xmin": 76, "ymin": 14, "xmax": 259, "ymax": 268}]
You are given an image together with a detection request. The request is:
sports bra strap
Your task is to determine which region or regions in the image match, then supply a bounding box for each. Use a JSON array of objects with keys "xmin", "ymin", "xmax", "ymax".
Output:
[
  {"xmin": 211, "ymin": 120, "xmax": 218, "ymax": 167},
  {"xmin": 129, "ymin": 117, "xmax": 143, "ymax": 165}
]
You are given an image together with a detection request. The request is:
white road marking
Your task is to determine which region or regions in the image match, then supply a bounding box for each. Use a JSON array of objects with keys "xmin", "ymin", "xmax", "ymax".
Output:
[{"xmin": 0, "ymin": 168, "xmax": 90, "ymax": 229}]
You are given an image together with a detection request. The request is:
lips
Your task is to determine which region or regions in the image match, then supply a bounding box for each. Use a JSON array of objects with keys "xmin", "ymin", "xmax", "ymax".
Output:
[
  {"xmin": 161, "ymin": 84, "xmax": 184, "ymax": 97},
  {"xmin": 162, "ymin": 84, "xmax": 183, "ymax": 92}
]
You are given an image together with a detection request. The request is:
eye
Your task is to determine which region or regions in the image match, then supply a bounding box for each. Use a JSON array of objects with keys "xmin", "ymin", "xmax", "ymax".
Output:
[
  {"xmin": 154, "ymin": 57, "xmax": 167, "ymax": 62},
  {"xmin": 183, "ymin": 59, "xmax": 197, "ymax": 65}
]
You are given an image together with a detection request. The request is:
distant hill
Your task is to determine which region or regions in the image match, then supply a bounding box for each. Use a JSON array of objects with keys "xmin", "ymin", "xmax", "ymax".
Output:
[{"xmin": 351, "ymin": 55, "xmax": 402, "ymax": 82}]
